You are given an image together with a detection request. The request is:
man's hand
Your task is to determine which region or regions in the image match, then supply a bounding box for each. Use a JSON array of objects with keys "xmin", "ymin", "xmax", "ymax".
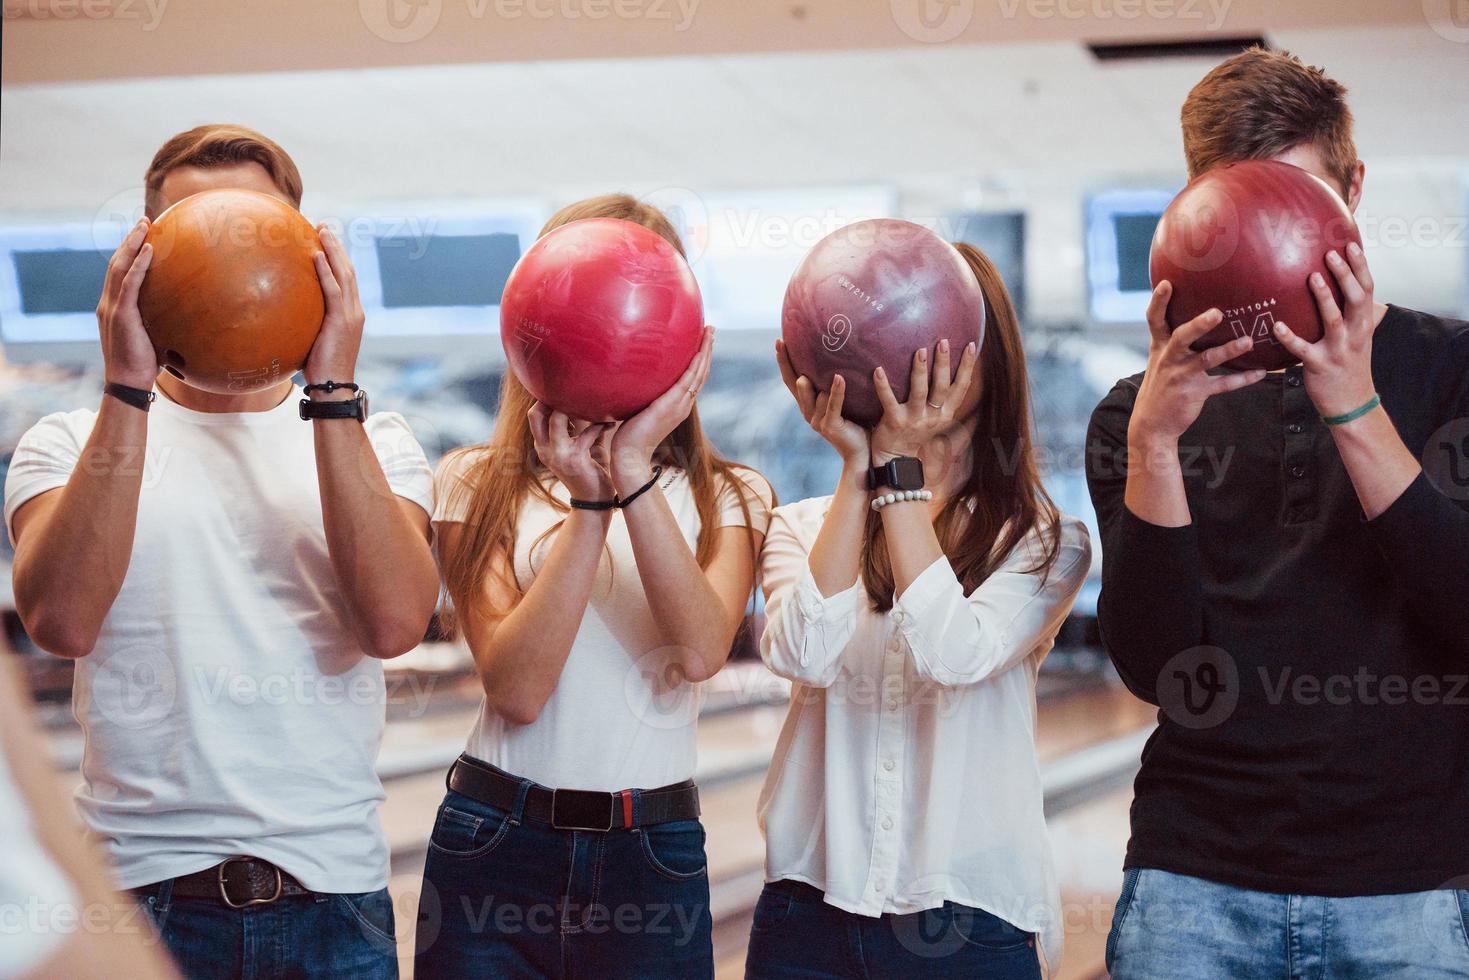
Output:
[
  {"xmin": 1272, "ymin": 243, "xmax": 1379, "ymax": 419},
  {"xmin": 303, "ymin": 226, "xmax": 364, "ymax": 390},
  {"xmin": 97, "ymin": 218, "xmax": 159, "ymax": 389},
  {"xmin": 1128, "ymin": 281, "xmax": 1268, "ymax": 449}
]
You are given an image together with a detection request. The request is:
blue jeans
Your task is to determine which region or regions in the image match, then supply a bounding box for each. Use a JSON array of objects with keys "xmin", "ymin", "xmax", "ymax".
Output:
[
  {"xmin": 136, "ymin": 880, "xmax": 397, "ymax": 980},
  {"xmin": 413, "ymin": 786, "xmax": 713, "ymax": 979},
  {"xmin": 743, "ymin": 879, "xmax": 1041, "ymax": 979},
  {"xmin": 1107, "ymin": 868, "xmax": 1469, "ymax": 979}
]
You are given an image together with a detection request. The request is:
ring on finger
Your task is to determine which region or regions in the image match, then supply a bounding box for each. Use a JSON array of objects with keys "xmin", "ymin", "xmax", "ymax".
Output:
[{"xmin": 925, "ymin": 400, "xmax": 943, "ymax": 410}]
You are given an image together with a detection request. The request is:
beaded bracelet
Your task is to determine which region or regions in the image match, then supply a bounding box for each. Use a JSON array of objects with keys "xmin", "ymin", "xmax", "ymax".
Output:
[{"xmin": 870, "ymin": 489, "xmax": 934, "ymax": 511}]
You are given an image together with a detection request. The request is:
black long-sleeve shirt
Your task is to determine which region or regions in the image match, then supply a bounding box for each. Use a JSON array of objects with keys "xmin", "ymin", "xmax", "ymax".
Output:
[{"xmin": 1085, "ymin": 304, "xmax": 1469, "ymax": 896}]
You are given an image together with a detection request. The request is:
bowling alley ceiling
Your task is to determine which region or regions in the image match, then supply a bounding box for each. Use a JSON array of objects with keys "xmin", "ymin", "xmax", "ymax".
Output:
[
  {"xmin": 0, "ymin": 0, "xmax": 1442, "ymax": 84},
  {"xmin": 2, "ymin": 4, "xmax": 1466, "ymax": 220}
]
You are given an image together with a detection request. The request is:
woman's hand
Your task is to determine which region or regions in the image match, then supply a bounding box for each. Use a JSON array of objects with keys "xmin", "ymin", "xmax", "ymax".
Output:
[
  {"xmin": 1271, "ymin": 243, "xmax": 1380, "ymax": 419},
  {"xmin": 529, "ymin": 404, "xmax": 617, "ymax": 501},
  {"xmin": 1128, "ymin": 281, "xmax": 1268, "ymax": 450},
  {"xmin": 869, "ymin": 339, "xmax": 979, "ymax": 464},
  {"xmin": 776, "ymin": 338, "xmax": 869, "ymax": 467},
  {"xmin": 611, "ymin": 326, "xmax": 714, "ymax": 494}
]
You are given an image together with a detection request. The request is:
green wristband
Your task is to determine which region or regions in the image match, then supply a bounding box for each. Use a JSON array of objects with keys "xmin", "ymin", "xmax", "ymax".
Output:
[{"xmin": 1322, "ymin": 393, "xmax": 1381, "ymax": 427}]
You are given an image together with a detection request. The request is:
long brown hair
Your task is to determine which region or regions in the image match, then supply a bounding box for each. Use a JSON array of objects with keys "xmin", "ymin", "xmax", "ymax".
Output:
[
  {"xmin": 860, "ymin": 242, "xmax": 1061, "ymax": 611},
  {"xmin": 439, "ymin": 194, "xmax": 767, "ymax": 630}
]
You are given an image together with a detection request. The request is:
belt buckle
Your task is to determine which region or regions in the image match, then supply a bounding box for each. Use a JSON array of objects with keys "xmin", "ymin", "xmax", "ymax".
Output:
[
  {"xmin": 551, "ymin": 789, "xmax": 614, "ymax": 832},
  {"xmin": 218, "ymin": 858, "xmax": 283, "ymax": 909}
]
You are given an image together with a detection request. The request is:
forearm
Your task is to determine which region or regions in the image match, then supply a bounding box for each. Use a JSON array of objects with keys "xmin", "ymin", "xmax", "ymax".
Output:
[
  {"xmin": 1328, "ymin": 407, "xmax": 1421, "ymax": 520},
  {"xmin": 12, "ymin": 398, "xmax": 147, "ymax": 657},
  {"xmin": 313, "ymin": 418, "xmax": 438, "ymax": 658},
  {"xmin": 877, "ymin": 499, "xmax": 944, "ymax": 598},
  {"xmin": 808, "ymin": 461, "xmax": 869, "ymax": 597},
  {"xmin": 616, "ymin": 468, "xmax": 741, "ymax": 681},
  {"xmin": 1123, "ymin": 429, "xmax": 1193, "ymax": 528},
  {"xmin": 470, "ymin": 509, "xmax": 611, "ymax": 723}
]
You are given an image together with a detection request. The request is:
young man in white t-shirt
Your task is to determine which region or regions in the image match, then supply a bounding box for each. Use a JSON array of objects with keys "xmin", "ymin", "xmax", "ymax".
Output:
[{"xmin": 3, "ymin": 124, "xmax": 439, "ymax": 979}]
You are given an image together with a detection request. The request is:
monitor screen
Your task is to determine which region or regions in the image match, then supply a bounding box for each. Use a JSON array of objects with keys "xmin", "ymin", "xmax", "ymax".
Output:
[
  {"xmin": 1086, "ymin": 187, "xmax": 1178, "ymax": 323},
  {"xmin": 376, "ymin": 232, "xmax": 521, "ymax": 309},
  {"xmin": 13, "ymin": 249, "xmax": 109, "ymax": 316}
]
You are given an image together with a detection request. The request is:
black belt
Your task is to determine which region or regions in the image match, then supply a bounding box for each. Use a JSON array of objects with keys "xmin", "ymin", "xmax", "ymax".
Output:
[
  {"xmin": 131, "ymin": 858, "xmax": 311, "ymax": 909},
  {"xmin": 446, "ymin": 754, "xmax": 700, "ymax": 832}
]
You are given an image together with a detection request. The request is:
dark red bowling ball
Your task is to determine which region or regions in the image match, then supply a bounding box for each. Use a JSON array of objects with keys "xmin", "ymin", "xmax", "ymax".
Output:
[
  {"xmin": 781, "ymin": 219, "xmax": 986, "ymax": 426},
  {"xmin": 1149, "ymin": 159, "xmax": 1362, "ymax": 372},
  {"xmin": 500, "ymin": 218, "xmax": 704, "ymax": 421}
]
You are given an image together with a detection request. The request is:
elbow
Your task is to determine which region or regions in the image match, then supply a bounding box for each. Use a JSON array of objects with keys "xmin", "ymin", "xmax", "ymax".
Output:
[
  {"xmin": 358, "ymin": 615, "xmax": 430, "ymax": 661},
  {"xmin": 679, "ymin": 651, "xmax": 725, "ymax": 685},
  {"xmin": 17, "ymin": 601, "xmax": 96, "ymax": 659},
  {"xmin": 484, "ymin": 685, "xmax": 547, "ymax": 727}
]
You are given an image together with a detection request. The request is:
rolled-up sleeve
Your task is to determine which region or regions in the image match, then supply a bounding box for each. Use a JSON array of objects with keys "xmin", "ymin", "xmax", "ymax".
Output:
[
  {"xmin": 891, "ymin": 521, "xmax": 1091, "ymax": 687},
  {"xmin": 759, "ymin": 505, "xmax": 864, "ymax": 688}
]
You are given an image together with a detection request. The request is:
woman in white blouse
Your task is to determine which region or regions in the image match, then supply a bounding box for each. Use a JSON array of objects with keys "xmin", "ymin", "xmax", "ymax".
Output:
[
  {"xmin": 747, "ymin": 242, "xmax": 1091, "ymax": 979},
  {"xmin": 416, "ymin": 195, "xmax": 774, "ymax": 979}
]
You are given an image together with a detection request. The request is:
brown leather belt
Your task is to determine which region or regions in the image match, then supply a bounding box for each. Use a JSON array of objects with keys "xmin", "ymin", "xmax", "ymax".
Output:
[{"xmin": 131, "ymin": 858, "xmax": 311, "ymax": 908}]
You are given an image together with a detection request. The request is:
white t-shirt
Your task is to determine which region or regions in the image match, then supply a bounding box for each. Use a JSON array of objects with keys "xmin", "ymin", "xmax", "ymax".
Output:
[
  {"xmin": 0, "ymin": 744, "xmax": 75, "ymax": 978},
  {"xmin": 2, "ymin": 389, "xmax": 434, "ymax": 893},
  {"xmin": 433, "ymin": 450, "xmax": 773, "ymax": 791},
  {"xmin": 758, "ymin": 496, "xmax": 1092, "ymax": 976}
]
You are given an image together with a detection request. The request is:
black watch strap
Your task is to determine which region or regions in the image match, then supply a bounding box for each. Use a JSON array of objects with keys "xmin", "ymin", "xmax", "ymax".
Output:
[
  {"xmin": 104, "ymin": 382, "xmax": 156, "ymax": 413},
  {"xmin": 867, "ymin": 456, "xmax": 925, "ymax": 492},
  {"xmin": 299, "ymin": 390, "xmax": 367, "ymax": 422}
]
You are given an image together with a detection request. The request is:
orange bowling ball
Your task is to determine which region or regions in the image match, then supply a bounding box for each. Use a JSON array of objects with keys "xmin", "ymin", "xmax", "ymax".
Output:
[{"xmin": 138, "ymin": 189, "xmax": 324, "ymax": 393}]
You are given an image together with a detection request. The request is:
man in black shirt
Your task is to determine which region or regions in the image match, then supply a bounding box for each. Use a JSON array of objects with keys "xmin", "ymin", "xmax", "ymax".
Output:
[{"xmin": 1087, "ymin": 48, "xmax": 1469, "ymax": 977}]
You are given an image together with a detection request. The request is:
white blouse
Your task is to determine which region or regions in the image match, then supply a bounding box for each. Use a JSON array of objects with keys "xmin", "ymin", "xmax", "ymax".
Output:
[
  {"xmin": 434, "ymin": 451, "xmax": 774, "ymax": 792},
  {"xmin": 756, "ymin": 496, "xmax": 1091, "ymax": 975}
]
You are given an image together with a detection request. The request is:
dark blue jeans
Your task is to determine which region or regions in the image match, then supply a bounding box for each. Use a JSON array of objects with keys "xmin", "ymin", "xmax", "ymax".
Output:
[
  {"xmin": 136, "ymin": 879, "xmax": 397, "ymax": 979},
  {"xmin": 744, "ymin": 879, "xmax": 1041, "ymax": 979},
  {"xmin": 413, "ymin": 785, "xmax": 713, "ymax": 979}
]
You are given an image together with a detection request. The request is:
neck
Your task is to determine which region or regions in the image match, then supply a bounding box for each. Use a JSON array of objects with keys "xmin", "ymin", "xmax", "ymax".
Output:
[{"xmin": 155, "ymin": 373, "xmax": 294, "ymax": 413}]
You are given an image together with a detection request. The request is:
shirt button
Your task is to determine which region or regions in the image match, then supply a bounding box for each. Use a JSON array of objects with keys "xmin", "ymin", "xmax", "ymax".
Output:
[
  {"xmin": 1287, "ymin": 423, "xmax": 1303, "ymax": 434},
  {"xmin": 1291, "ymin": 466, "xmax": 1306, "ymax": 478},
  {"xmin": 882, "ymin": 818, "xmax": 894, "ymax": 831},
  {"xmin": 1287, "ymin": 375, "xmax": 1303, "ymax": 388},
  {"xmin": 883, "ymin": 759, "xmax": 895, "ymax": 771},
  {"xmin": 886, "ymin": 700, "xmax": 899, "ymax": 711}
]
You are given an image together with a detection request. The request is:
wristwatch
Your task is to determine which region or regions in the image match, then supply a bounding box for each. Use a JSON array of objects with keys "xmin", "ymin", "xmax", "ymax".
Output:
[
  {"xmin": 868, "ymin": 456, "xmax": 925, "ymax": 492},
  {"xmin": 299, "ymin": 389, "xmax": 368, "ymax": 422}
]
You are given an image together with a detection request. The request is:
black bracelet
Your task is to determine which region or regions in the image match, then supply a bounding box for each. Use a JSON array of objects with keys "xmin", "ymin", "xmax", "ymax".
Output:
[
  {"xmin": 617, "ymin": 466, "xmax": 664, "ymax": 510},
  {"xmin": 569, "ymin": 497, "xmax": 618, "ymax": 511},
  {"xmin": 104, "ymin": 382, "xmax": 156, "ymax": 413},
  {"xmin": 302, "ymin": 381, "xmax": 359, "ymax": 394}
]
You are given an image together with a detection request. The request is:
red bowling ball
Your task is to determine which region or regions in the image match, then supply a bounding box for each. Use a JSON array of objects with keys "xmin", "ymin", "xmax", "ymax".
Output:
[
  {"xmin": 781, "ymin": 219, "xmax": 986, "ymax": 426},
  {"xmin": 500, "ymin": 218, "xmax": 704, "ymax": 421},
  {"xmin": 1149, "ymin": 159, "xmax": 1363, "ymax": 372}
]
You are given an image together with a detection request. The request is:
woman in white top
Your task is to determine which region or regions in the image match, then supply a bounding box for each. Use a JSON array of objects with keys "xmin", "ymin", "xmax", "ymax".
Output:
[
  {"xmin": 414, "ymin": 195, "xmax": 774, "ymax": 980},
  {"xmin": 747, "ymin": 242, "xmax": 1091, "ymax": 979}
]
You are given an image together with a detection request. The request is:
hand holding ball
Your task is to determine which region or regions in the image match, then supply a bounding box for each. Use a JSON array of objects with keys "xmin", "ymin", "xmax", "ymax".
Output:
[
  {"xmin": 499, "ymin": 218, "xmax": 705, "ymax": 422},
  {"xmin": 780, "ymin": 219, "xmax": 985, "ymax": 426},
  {"xmin": 1149, "ymin": 160, "xmax": 1363, "ymax": 372},
  {"xmin": 138, "ymin": 189, "xmax": 324, "ymax": 393}
]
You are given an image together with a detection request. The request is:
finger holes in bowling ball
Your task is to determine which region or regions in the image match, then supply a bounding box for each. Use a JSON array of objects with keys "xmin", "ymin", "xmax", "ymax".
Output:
[{"xmin": 162, "ymin": 349, "xmax": 187, "ymax": 380}]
